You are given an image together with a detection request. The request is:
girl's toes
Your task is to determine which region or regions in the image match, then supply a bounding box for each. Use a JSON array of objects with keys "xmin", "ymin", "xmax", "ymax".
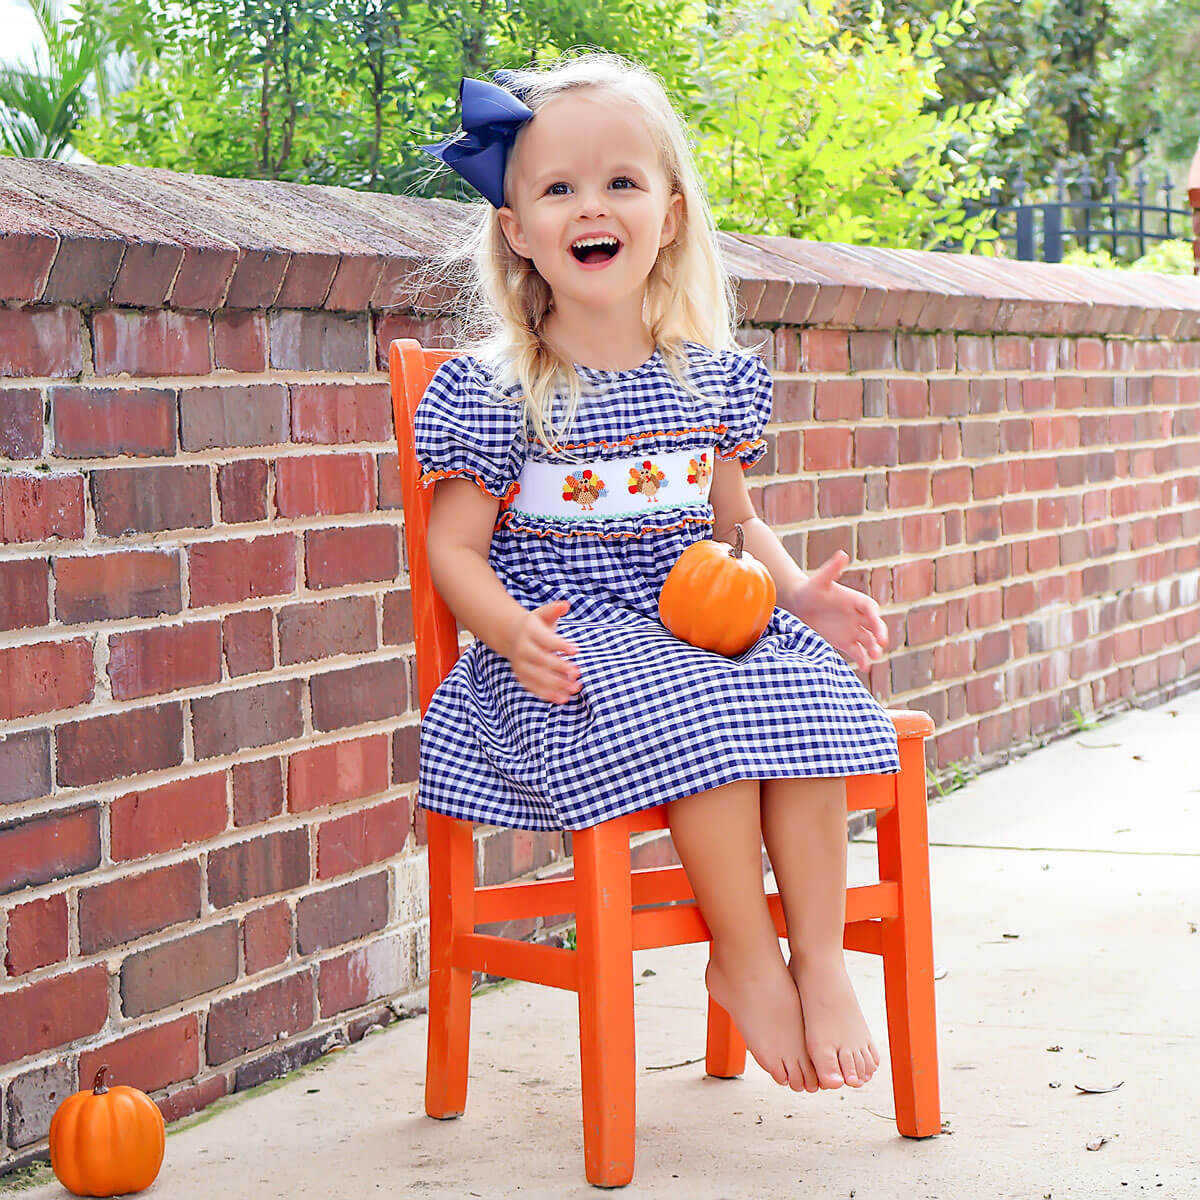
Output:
[
  {"xmin": 765, "ymin": 1057, "xmax": 789, "ymax": 1087},
  {"xmin": 852, "ymin": 1049, "xmax": 871, "ymax": 1084},
  {"xmin": 811, "ymin": 1049, "xmax": 843, "ymax": 1089},
  {"xmin": 868, "ymin": 1041, "xmax": 881, "ymax": 1069},
  {"xmin": 838, "ymin": 1047, "xmax": 860, "ymax": 1087}
]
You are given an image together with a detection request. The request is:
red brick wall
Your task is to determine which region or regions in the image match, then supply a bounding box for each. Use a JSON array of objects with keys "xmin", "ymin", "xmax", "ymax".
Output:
[{"xmin": 1, "ymin": 160, "xmax": 1199, "ymax": 1169}]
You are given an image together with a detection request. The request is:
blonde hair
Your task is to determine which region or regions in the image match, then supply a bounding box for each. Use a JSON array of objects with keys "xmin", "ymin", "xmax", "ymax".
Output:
[{"xmin": 414, "ymin": 51, "xmax": 742, "ymax": 455}]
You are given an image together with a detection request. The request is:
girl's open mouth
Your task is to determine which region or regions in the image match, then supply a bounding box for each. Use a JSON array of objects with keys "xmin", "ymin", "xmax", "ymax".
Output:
[{"xmin": 570, "ymin": 235, "xmax": 621, "ymax": 268}]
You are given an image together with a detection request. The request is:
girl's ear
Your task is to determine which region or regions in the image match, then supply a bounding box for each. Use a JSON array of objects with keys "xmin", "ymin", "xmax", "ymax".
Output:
[
  {"xmin": 498, "ymin": 206, "xmax": 530, "ymax": 258},
  {"xmin": 659, "ymin": 191, "xmax": 684, "ymax": 249}
]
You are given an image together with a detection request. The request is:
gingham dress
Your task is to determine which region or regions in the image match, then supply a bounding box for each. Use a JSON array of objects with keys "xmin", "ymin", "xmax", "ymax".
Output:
[{"xmin": 412, "ymin": 342, "xmax": 900, "ymax": 830}]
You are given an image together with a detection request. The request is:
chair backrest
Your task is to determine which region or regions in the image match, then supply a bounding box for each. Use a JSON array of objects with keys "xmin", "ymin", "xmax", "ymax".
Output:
[{"xmin": 388, "ymin": 338, "xmax": 464, "ymax": 717}]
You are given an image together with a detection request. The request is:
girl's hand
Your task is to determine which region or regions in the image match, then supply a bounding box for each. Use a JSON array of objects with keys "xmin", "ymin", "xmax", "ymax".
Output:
[
  {"xmin": 788, "ymin": 551, "xmax": 889, "ymax": 671},
  {"xmin": 505, "ymin": 599, "xmax": 582, "ymax": 704}
]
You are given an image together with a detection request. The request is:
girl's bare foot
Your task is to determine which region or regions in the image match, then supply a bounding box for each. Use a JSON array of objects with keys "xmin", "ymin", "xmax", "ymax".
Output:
[
  {"xmin": 705, "ymin": 952, "xmax": 818, "ymax": 1092},
  {"xmin": 788, "ymin": 951, "xmax": 880, "ymax": 1089}
]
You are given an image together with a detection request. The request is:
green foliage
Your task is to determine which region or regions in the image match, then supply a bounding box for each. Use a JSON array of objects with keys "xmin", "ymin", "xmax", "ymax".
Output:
[
  {"xmin": 73, "ymin": 0, "xmax": 704, "ymax": 192},
  {"xmin": 0, "ymin": 0, "xmax": 115, "ymax": 157},
  {"xmin": 684, "ymin": 0, "xmax": 1027, "ymax": 250},
  {"xmin": 1062, "ymin": 239, "xmax": 1196, "ymax": 275},
  {"xmin": 1104, "ymin": 0, "xmax": 1200, "ymax": 166}
]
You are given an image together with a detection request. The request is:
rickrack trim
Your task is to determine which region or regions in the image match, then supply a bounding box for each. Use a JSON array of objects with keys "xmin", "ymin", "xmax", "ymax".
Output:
[
  {"xmin": 495, "ymin": 511, "xmax": 714, "ymax": 540},
  {"xmin": 418, "ymin": 468, "xmax": 521, "ymax": 506},
  {"xmin": 531, "ymin": 424, "xmax": 727, "ymax": 452},
  {"xmin": 717, "ymin": 437, "xmax": 766, "ymax": 465}
]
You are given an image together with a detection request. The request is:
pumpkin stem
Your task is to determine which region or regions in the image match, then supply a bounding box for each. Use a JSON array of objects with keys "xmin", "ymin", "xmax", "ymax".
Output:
[
  {"xmin": 93, "ymin": 1065, "xmax": 110, "ymax": 1095},
  {"xmin": 728, "ymin": 523, "xmax": 745, "ymax": 559}
]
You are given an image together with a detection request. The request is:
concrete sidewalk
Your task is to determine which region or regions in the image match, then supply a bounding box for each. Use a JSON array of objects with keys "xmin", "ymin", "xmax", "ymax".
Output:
[{"xmin": 11, "ymin": 693, "xmax": 1200, "ymax": 1199}]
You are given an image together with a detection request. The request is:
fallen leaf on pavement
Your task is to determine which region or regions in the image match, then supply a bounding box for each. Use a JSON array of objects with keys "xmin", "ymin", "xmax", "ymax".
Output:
[
  {"xmin": 1075, "ymin": 1081, "xmax": 1124, "ymax": 1094},
  {"xmin": 1086, "ymin": 1135, "xmax": 1111, "ymax": 1151}
]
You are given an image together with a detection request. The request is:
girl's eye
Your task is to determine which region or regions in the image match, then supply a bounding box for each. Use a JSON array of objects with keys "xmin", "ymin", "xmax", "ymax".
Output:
[
  {"xmin": 611, "ymin": 177, "xmax": 636, "ymax": 189},
  {"xmin": 547, "ymin": 182, "xmax": 570, "ymax": 195}
]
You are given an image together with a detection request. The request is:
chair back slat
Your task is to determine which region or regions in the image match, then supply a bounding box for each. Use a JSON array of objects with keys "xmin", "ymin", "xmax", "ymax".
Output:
[{"xmin": 388, "ymin": 338, "xmax": 464, "ymax": 716}]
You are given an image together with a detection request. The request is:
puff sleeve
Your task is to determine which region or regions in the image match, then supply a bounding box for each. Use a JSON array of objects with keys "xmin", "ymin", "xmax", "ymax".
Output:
[
  {"xmin": 412, "ymin": 356, "xmax": 525, "ymax": 504},
  {"xmin": 716, "ymin": 349, "xmax": 773, "ymax": 470}
]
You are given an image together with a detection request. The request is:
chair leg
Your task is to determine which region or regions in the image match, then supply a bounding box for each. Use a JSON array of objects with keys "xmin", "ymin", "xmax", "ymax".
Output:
[
  {"xmin": 425, "ymin": 814, "xmax": 475, "ymax": 1120},
  {"xmin": 704, "ymin": 990, "xmax": 747, "ymax": 1078},
  {"xmin": 573, "ymin": 822, "xmax": 636, "ymax": 1188},
  {"xmin": 877, "ymin": 734, "xmax": 941, "ymax": 1138}
]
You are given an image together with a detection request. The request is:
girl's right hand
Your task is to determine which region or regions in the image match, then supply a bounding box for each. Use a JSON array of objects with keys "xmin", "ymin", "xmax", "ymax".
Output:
[{"xmin": 506, "ymin": 600, "xmax": 582, "ymax": 705}]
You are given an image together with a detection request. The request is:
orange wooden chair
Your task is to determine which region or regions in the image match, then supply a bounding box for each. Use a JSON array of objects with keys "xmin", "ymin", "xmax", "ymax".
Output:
[{"xmin": 389, "ymin": 337, "xmax": 940, "ymax": 1188}]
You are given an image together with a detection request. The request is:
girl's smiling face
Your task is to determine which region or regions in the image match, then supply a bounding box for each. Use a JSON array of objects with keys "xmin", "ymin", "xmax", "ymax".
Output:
[{"xmin": 498, "ymin": 89, "xmax": 683, "ymax": 313}]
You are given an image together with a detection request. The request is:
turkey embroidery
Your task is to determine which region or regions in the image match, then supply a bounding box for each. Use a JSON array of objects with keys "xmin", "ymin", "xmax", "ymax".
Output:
[
  {"xmin": 687, "ymin": 453, "xmax": 712, "ymax": 491},
  {"xmin": 627, "ymin": 460, "xmax": 666, "ymax": 502},
  {"xmin": 562, "ymin": 470, "xmax": 607, "ymax": 511}
]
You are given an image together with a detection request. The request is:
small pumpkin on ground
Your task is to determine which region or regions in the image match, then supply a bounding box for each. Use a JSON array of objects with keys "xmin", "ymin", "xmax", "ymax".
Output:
[
  {"xmin": 49, "ymin": 1065, "xmax": 165, "ymax": 1197},
  {"xmin": 658, "ymin": 523, "xmax": 776, "ymax": 656}
]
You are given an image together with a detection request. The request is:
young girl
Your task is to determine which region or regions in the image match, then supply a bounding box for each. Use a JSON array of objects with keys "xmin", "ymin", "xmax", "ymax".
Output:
[{"xmin": 415, "ymin": 52, "xmax": 900, "ymax": 1095}]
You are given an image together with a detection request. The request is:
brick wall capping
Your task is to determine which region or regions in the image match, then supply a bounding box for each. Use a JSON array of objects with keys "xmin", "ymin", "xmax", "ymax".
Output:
[{"xmin": 1, "ymin": 158, "xmax": 1198, "ymax": 333}]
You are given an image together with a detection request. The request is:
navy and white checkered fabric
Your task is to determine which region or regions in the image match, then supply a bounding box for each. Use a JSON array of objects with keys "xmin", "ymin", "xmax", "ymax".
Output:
[{"xmin": 412, "ymin": 343, "xmax": 900, "ymax": 831}]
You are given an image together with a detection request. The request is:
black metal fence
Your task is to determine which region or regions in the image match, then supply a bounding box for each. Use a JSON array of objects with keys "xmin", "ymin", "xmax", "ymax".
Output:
[{"xmin": 963, "ymin": 165, "xmax": 1191, "ymax": 263}]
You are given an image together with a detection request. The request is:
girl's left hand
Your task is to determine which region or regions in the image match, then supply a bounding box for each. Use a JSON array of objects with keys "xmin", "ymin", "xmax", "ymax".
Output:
[{"xmin": 786, "ymin": 551, "xmax": 888, "ymax": 671}]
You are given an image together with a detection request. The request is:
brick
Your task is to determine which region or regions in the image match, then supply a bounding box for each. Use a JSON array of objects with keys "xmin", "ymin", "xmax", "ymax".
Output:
[
  {"xmin": 92, "ymin": 463, "xmax": 211, "ymax": 535},
  {"xmin": 803, "ymin": 428, "xmax": 853, "ymax": 471},
  {"xmin": 0, "ymin": 730, "xmax": 51, "ymax": 805},
  {"xmin": 4, "ymin": 893, "xmax": 68, "ymax": 976},
  {"xmin": 929, "ymin": 379, "xmax": 969, "ymax": 417},
  {"xmin": 214, "ymin": 310, "xmax": 268, "ymax": 372},
  {"xmin": 296, "ymin": 872, "xmax": 388, "ymax": 955},
  {"xmin": 892, "ymin": 560, "xmax": 935, "ymax": 604},
  {"xmin": 189, "ymin": 534, "xmax": 296, "ymax": 608},
  {"xmin": 0, "ymin": 559, "xmax": 49, "ymax": 631},
  {"xmin": 207, "ymin": 827, "xmax": 310, "ymax": 908},
  {"xmin": 232, "ymin": 757, "xmax": 284, "ymax": 826},
  {"xmin": 192, "ymin": 679, "xmax": 304, "ymax": 759},
  {"xmin": 0, "ymin": 305, "xmax": 82, "ymax": 378},
  {"xmin": 278, "ymin": 595, "xmax": 376, "ymax": 665},
  {"xmin": 772, "ymin": 379, "xmax": 812, "ymax": 421},
  {"xmin": 0, "ymin": 964, "xmax": 108, "ymax": 1064},
  {"xmin": 57, "ymin": 703, "xmax": 184, "ymax": 787},
  {"xmin": 243, "ymin": 900, "xmax": 292, "ymax": 974},
  {"xmin": 108, "ymin": 621, "xmax": 222, "ymax": 700},
  {"xmin": 854, "ymin": 426, "xmax": 898, "ymax": 467},
  {"xmin": 206, "ymin": 970, "xmax": 315, "ymax": 1065},
  {"xmin": 0, "ymin": 472, "xmax": 85, "ymax": 543},
  {"xmin": 813, "ymin": 379, "xmax": 862, "ymax": 421},
  {"xmin": 848, "ymin": 330, "xmax": 895, "ymax": 370},
  {"xmin": 800, "ymin": 329, "xmax": 849, "ymax": 371},
  {"xmin": 92, "ymin": 309, "xmax": 211, "ymax": 377},
  {"xmin": 0, "ymin": 638, "xmax": 93, "ymax": 720},
  {"xmin": 111, "ymin": 772, "xmax": 228, "ymax": 861},
  {"xmin": 290, "ymin": 383, "xmax": 392, "ymax": 444},
  {"xmin": 156, "ymin": 1073, "xmax": 228, "ymax": 1124},
  {"xmin": 54, "ymin": 549, "xmax": 181, "ymax": 623},
  {"xmin": 0, "ymin": 388, "xmax": 43, "ymax": 457},
  {"xmin": 886, "ymin": 469, "xmax": 930, "ymax": 508},
  {"xmin": 0, "ymin": 806, "xmax": 100, "ymax": 893},
  {"xmin": 898, "ymin": 424, "xmax": 940, "ymax": 465},
  {"xmin": 5, "ymin": 1060, "xmax": 75, "ymax": 1149},
  {"xmin": 317, "ymin": 796, "xmax": 411, "ymax": 879},
  {"xmin": 287, "ymin": 734, "xmax": 390, "ymax": 813},
  {"xmin": 276, "ymin": 452, "xmax": 376, "ymax": 517},
  {"xmin": 217, "ymin": 459, "xmax": 269, "ymax": 523},
  {"xmin": 310, "ymin": 659, "xmax": 407, "ymax": 732},
  {"xmin": 304, "ymin": 525, "xmax": 399, "ymax": 589},
  {"xmin": 270, "ymin": 311, "xmax": 370, "ymax": 371},
  {"xmin": 51, "ymin": 386, "xmax": 176, "ymax": 456},
  {"xmin": 79, "ymin": 1015, "xmax": 200, "ymax": 1097},
  {"xmin": 378, "ymin": 451, "xmax": 403, "ymax": 509},
  {"xmin": 382, "ymin": 590, "xmax": 413, "ymax": 645},
  {"xmin": 392, "ymin": 724, "xmax": 419, "ymax": 785},
  {"xmin": 816, "ymin": 477, "xmax": 862, "ymax": 518},
  {"xmin": 180, "ymin": 384, "xmax": 288, "ymax": 450},
  {"xmin": 887, "ymin": 378, "xmax": 927, "ymax": 418},
  {"xmin": 79, "ymin": 860, "xmax": 202, "ymax": 953},
  {"xmin": 317, "ymin": 931, "xmax": 415, "ymax": 1017},
  {"xmin": 120, "ymin": 922, "xmax": 239, "ymax": 1017},
  {"xmin": 222, "ymin": 608, "xmax": 275, "ymax": 677}
]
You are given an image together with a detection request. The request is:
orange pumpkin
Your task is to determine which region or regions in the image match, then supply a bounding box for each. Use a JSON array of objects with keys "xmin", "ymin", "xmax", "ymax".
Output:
[
  {"xmin": 49, "ymin": 1066, "xmax": 165, "ymax": 1197},
  {"xmin": 658, "ymin": 523, "xmax": 776, "ymax": 656}
]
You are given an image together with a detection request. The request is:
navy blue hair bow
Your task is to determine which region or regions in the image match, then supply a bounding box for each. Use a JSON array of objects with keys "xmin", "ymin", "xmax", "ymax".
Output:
[{"xmin": 420, "ymin": 74, "xmax": 535, "ymax": 209}]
